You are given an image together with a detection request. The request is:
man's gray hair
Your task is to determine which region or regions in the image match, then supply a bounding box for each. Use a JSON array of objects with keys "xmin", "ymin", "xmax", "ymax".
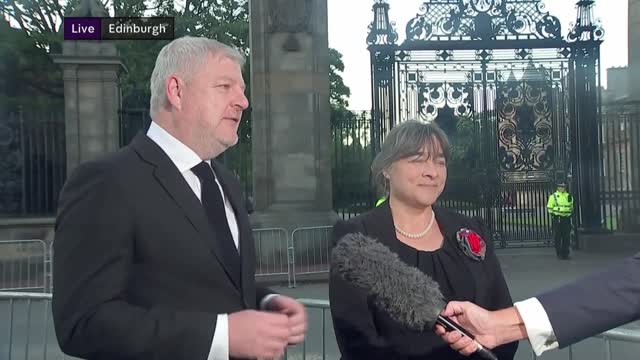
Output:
[
  {"xmin": 371, "ymin": 120, "xmax": 451, "ymax": 196},
  {"xmin": 149, "ymin": 36, "xmax": 245, "ymax": 116}
]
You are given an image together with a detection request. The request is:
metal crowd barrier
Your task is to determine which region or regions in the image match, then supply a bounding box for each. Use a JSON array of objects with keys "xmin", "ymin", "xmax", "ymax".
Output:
[
  {"xmin": 290, "ymin": 226, "xmax": 333, "ymax": 287},
  {"xmin": 3, "ymin": 292, "xmax": 639, "ymax": 360},
  {"xmin": 0, "ymin": 292, "xmax": 73, "ymax": 359},
  {"xmin": 595, "ymin": 328, "xmax": 640, "ymax": 360},
  {"xmin": 563, "ymin": 328, "xmax": 640, "ymax": 360},
  {"xmin": 46, "ymin": 242, "xmax": 54, "ymax": 293},
  {"xmin": 284, "ymin": 298, "xmax": 333, "ymax": 360},
  {"xmin": 0, "ymin": 292, "xmax": 334, "ymax": 360},
  {"xmin": 12, "ymin": 226, "xmax": 336, "ymax": 292},
  {"xmin": 252, "ymin": 228, "xmax": 292, "ymax": 287},
  {"xmin": 0, "ymin": 240, "xmax": 48, "ymax": 293}
]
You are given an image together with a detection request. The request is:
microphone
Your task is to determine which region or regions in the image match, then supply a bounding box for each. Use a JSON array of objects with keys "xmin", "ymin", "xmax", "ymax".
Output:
[{"xmin": 331, "ymin": 232, "xmax": 499, "ymax": 360}]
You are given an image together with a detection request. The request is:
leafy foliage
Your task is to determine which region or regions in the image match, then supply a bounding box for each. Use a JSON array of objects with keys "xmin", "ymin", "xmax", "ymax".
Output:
[
  {"xmin": 329, "ymin": 48, "xmax": 350, "ymax": 109},
  {"xmin": 0, "ymin": 18, "xmax": 63, "ymax": 110}
]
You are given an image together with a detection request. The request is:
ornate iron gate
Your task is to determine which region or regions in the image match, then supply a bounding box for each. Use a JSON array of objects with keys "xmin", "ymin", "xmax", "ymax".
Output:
[{"xmin": 368, "ymin": 0, "xmax": 604, "ymax": 246}]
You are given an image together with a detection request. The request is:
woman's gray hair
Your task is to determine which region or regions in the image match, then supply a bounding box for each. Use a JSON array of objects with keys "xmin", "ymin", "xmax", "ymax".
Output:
[
  {"xmin": 149, "ymin": 36, "xmax": 245, "ymax": 116},
  {"xmin": 371, "ymin": 120, "xmax": 451, "ymax": 195}
]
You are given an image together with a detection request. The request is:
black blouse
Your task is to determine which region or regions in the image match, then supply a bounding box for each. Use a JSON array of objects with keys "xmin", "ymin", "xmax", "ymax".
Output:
[
  {"xmin": 329, "ymin": 203, "xmax": 518, "ymax": 360},
  {"xmin": 396, "ymin": 233, "xmax": 475, "ymax": 305}
]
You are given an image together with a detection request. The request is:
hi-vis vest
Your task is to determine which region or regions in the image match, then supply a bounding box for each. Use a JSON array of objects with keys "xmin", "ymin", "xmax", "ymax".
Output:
[{"xmin": 547, "ymin": 191, "xmax": 573, "ymax": 217}]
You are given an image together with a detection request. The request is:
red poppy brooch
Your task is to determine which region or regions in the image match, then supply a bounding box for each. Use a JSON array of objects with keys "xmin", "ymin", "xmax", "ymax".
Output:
[{"xmin": 456, "ymin": 228, "xmax": 486, "ymax": 261}]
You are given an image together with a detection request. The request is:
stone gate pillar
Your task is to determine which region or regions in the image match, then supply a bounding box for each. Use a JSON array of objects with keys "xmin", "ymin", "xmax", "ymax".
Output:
[
  {"xmin": 52, "ymin": 0, "xmax": 126, "ymax": 176},
  {"xmin": 249, "ymin": 0, "xmax": 338, "ymax": 230}
]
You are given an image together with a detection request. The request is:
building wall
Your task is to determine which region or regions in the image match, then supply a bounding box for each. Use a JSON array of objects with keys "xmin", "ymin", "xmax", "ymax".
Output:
[{"xmin": 606, "ymin": 66, "xmax": 630, "ymax": 101}]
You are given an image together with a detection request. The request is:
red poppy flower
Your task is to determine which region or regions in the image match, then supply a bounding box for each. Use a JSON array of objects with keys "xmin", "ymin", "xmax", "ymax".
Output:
[{"xmin": 456, "ymin": 228, "xmax": 486, "ymax": 261}]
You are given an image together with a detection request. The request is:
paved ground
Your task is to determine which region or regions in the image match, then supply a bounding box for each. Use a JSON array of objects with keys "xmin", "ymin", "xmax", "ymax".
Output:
[{"xmin": 1, "ymin": 248, "xmax": 639, "ymax": 360}]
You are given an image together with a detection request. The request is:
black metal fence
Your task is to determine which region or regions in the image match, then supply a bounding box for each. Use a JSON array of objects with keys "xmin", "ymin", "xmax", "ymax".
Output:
[
  {"xmin": 119, "ymin": 108, "xmax": 151, "ymax": 147},
  {"xmin": 5, "ymin": 103, "xmax": 639, "ymax": 239},
  {"xmin": 0, "ymin": 109, "xmax": 66, "ymax": 217},
  {"xmin": 600, "ymin": 101, "xmax": 640, "ymax": 232},
  {"xmin": 495, "ymin": 181, "xmax": 555, "ymax": 246},
  {"xmin": 332, "ymin": 110, "xmax": 375, "ymax": 219}
]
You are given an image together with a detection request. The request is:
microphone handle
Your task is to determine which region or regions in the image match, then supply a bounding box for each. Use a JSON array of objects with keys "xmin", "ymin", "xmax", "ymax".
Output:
[{"xmin": 436, "ymin": 315, "xmax": 499, "ymax": 360}]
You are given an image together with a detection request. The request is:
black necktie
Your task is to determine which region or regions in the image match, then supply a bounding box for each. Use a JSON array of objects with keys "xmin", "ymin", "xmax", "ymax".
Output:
[{"xmin": 191, "ymin": 161, "xmax": 241, "ymax": 286}]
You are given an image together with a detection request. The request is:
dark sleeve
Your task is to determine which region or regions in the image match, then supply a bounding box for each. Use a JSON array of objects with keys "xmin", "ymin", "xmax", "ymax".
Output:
[
  {"xmin": 257, "ymin": 286, "xmax": 276, "ymax": 306},
  {"xmin": 472, "ymin": 217, "xmax": 519, "ymax": 360},
  {"xmin": 329, "ymin": 220, "xmax": 395, "ymax": 360},
  {"xmin": 537, "ymin": 252, "xmax": 640, "ymax": 348},
  {"xmin": 52, "ymin": 161, "xmax": 217, "ymax": 360}
]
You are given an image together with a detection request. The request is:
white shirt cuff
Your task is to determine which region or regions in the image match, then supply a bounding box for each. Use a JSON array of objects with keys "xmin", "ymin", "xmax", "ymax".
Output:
[
  {"xmin": 514, "ymin": 298, "xmax": 559, "ymax": 356},
  {"xmin": 208, "ymin": 295, "xmax": 279, "ymax": 360},
  {"xmin": 207, "ymin": 314, "xmax": 228, "ymax": 360},
  {"xmin": 260, "ymin": 294, "xmax": 280, "ymax": 310}
]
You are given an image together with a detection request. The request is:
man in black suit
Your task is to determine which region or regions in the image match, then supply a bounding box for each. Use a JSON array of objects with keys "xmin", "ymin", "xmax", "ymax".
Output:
[
  {"xmin": 435, "ymin": 252, "xmax": 640, "ymax": 356},
  {"xmin": 52, "ymin": 36, "xmax": 306, "ymax": 360}
]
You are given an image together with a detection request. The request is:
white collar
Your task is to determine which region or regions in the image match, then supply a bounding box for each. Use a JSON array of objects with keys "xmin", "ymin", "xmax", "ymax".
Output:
[{"xmin": 146, "ymin": 121, "xmax": 206, "ymax": 172}]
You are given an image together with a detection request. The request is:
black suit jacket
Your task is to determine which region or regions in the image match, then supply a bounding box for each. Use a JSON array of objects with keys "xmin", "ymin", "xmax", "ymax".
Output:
[
  {"xmin": 329, "ymin": 203, "xmax": 518, "ymax": 360},
  {"xmin": 52, "ymin": 134, "xmax": 271, "ymax": 360},
  {"xmin": 537, "ymin": 252, "xmax": 640, "ymax": 347}
]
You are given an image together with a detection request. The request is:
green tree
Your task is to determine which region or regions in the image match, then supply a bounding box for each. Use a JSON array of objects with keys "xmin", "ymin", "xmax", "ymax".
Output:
[
  {"xmin": 1, "ymin": 0, "xmax": 250, "ymax": 105},
  {"xmin": 0, "ymin": 0, "xmax": 79, "ymax": 50},
  {"xmin": 329, "ymin": 47, "xmax": 351, "ymax": 109},
  {"xmin": 329, "ymin": 47, "xmax": 355, "ymax": 132},
  {"xmin": 2, "ymin": 0, "xmax": 349, "ymax": 111},
  {"xmin": 0, "ymin": 18, "xmax": 63, "ymax": 109}
]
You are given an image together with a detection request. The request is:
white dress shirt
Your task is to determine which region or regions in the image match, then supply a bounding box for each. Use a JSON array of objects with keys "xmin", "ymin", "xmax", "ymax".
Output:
[
  {"xmin": 147, "ymin": 121, "xmax": 238, "ymax": 360},
  {"xmin": 514, "ymin": 298, "xmax": 559, "ymax": 356}
]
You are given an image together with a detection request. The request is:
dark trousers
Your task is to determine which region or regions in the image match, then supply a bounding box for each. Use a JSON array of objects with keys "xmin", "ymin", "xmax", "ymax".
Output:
[{"xmin": 553, "ymin": 216, "xmax": 571, "ymax": 258}]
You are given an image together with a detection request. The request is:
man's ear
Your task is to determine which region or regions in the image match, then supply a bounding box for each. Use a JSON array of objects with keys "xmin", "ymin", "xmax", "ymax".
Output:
[{"xmin": 165, "ymin": 75, "xmax": 183, "ymax": 111}]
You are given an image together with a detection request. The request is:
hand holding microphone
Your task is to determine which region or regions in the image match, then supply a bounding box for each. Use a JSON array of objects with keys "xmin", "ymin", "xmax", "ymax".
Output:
[
  {"xmin": 435, "ymin": 301, "xmax": 503, "ymax": 356},
  {"xmin": 331, "ymin": 233, "xmax": 499, "ymax": 360}
]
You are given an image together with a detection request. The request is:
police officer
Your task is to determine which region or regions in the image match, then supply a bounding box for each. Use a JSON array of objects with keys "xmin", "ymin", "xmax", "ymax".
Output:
[{"xmin": 547, "ymin": 182, "xmax": 574, "ymax": 259}]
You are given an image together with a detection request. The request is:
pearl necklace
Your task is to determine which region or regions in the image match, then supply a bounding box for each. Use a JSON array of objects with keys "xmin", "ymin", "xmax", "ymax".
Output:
[{"xmin": 395, "ymin": 210, "xmax": 435, "ymax": 239}]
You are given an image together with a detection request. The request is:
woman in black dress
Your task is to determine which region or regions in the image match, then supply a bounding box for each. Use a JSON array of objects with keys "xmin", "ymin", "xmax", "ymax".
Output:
[{"xmin": 329, "ymin": 121, "xmax": 518, "ymax": 360}]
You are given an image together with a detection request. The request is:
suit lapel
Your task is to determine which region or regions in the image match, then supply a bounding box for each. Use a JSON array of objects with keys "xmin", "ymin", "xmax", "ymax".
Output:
[{"xmin": 131, "ymin": 134, "xmax": 243, "ymax": 293}]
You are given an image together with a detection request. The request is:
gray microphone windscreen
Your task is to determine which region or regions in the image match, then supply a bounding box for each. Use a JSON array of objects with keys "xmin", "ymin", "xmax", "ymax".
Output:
[{"xmin": 331, "ymin": 232, "xmax": 446, "ymax": 330}]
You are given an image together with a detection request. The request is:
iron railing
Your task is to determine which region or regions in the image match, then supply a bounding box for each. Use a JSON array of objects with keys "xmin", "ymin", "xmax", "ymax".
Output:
[
  {"xmin": 118, "ymin": 108, "xmax": 151, "ymax": 147},
  {"xmin": 0, "ymin": 109, "xmax": 66, "ymax": 217},
  {"xmin": 331, "ymin": 110, "xmax": 375, "ymax": 220},
  {"xmin": 599, "ymin": 101, "xmax": 640, "ymax": 232}
]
